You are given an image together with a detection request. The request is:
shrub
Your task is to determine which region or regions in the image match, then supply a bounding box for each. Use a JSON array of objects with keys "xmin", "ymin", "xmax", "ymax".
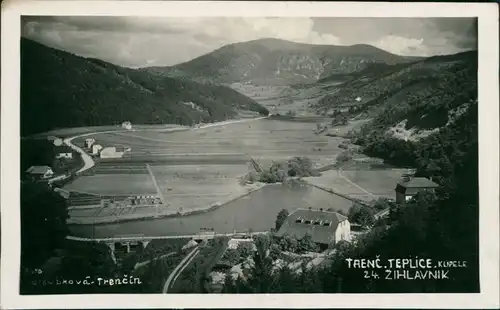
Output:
[
  {"xmin": 336, "ymin": 153, "xmax": 352, "ymax": 163},
  {"xmin": 259, "ymin": 161, "xmax": 288, "ymax": 183},
  {"xmin": 287, "ymin": 157, "xmax": 314, "ymax": 177}
]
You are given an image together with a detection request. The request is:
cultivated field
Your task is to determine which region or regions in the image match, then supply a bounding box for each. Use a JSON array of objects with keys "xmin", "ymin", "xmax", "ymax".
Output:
[
  {"xmin": 82, "ymin": 119, "xmax": 345, "ymax": 168},
  {"xmin": 230, "ymin": 83, "xmax": 341, "ymax": 117},
  {"xmin": 150, "ymin": 164, "xmax": 251, "ymax": 213},
  {"xmin": 303, "ymin": 168, "xmax": 405, "ymax": 202},
  {"xmin": 64, "ymin": 174, "xmax": 157, "ymax": 196}
]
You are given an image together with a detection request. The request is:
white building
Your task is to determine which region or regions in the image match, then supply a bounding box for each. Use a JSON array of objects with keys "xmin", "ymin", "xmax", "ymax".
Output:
[
  {"xmin": 122, "ymin": 121, "xmax": 132, "ymax": 130},
  {"xmin": 85, "ymin": 138, "xmax": 96, "ymax": 149},
  {"xmin": 91, "ymin": 144, "xmax": 103, "ymax": 155},
  {"xmin": 99, "ymin": 146, "xmax": 128, "ymax": 159},
  {"xmin": 275, "ymin": 208, "xmax": 351, "ymax": 249}
]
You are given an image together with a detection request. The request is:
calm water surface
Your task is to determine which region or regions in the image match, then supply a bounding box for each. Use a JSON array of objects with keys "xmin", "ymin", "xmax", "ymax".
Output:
[{"xmin": 68, "ymin": 183, "xmax": 353, "ymax": 238}]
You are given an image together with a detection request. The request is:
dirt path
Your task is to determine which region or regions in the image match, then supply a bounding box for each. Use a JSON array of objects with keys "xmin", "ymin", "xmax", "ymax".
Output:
[
  {"xmin": 146, "ymin": 164, "xmax": 165, "ymax": 205},
  {"xmin": 134, "ymin": 251, "xmax": 177, "ymax": 270},
  {"xmin": 338, "ymin": 167, "xmax": 376, "ymax": 198}
]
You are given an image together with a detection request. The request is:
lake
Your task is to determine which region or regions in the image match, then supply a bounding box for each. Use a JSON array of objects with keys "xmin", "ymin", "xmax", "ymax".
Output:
[{"xmin": 68, "ymin": 182, "xmax": 353, "ymax": 239}]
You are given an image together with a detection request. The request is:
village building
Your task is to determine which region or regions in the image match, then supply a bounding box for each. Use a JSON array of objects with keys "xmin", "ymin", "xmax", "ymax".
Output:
[
  {"xmin": 91, "ymin": 144, "xmax": 103, "ymax": 155},
  {"xmin": 25, "ymin": 165, "xmax": 54, "ymax": 180},
  {"xmin": 275, "ymin": 208, "xmax": 351, "ymax": 250},
  {"xmin": 395, "ymin": 177, "xmax": 439, "ymax": 203},
  {"xmin": 54, "ymin": 145, "xmax": 73, "ymax": 159},
  {"xmin": 47, "ymin": 135, "xmax": 63, "ymax": 146},
  {"xmin": 85, "ymin": 138, "xmax": 96, "ymax": 149},
  {"xmin": 99, "ymin": 146, "xmax": 118, "ymax": 159},
  {"xmin": 99, "ymin": 146, "xmax": 129, "ymax": 159},
  {"xmin": 122, "ymin": 121, "xmax": 132, "ymax": 130}
]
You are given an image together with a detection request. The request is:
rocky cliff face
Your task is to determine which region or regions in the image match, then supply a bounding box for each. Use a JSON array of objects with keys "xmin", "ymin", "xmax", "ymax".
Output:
[{"xmin": 144, "ymin": 38, "xmax": 420, "ymax": 86}]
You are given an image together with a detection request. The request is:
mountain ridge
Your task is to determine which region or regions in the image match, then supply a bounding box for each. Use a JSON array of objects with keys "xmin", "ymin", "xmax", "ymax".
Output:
[{"xmin": 142, "ymin": 38, "xmax": 422, "ymax": 86}]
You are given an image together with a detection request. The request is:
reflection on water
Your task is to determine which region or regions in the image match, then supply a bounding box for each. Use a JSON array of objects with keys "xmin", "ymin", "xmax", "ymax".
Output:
[{"xmin": 68, "ymin": 183, "xmax": 353, "ymax": 239}]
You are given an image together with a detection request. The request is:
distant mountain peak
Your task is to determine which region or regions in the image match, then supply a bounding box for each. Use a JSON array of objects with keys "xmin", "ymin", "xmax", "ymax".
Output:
[{"xmin": 144, "ymin": 38, "xmax": 419, "ymax": 86}]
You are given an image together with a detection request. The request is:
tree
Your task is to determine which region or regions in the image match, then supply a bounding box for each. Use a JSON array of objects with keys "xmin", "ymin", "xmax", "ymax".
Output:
[
  {"xmin": 296, "ymin": 233, "xmax": 318, "ymax": 254},
  {"xmin": 279, "ymin": 234, "xmax": 298, "ymax": 253},
  {"xmin": 259, "ymin": 161, "xmax": 288, "ymax": 183},
  {"xmin": 21, "ymin": 183, "xmax": 69, "ymax": 269},
  {"xmin": 287, "ymin": 157, "xmax": 314, "ymax": 177},
  {"xmin": 357, "ymin": 207, "xmax": 376, "ymax": 228},
  {"xmin": 224, "ymin": 248, "xmax": 241, "ymax": 265},
  {"xmin": 275, "ymin": 209, "xmax": 289, "ymax": 231},
  {"xmin": 244, "ymin": 234, "xmax": 275, "ymax": 293},
  {"xmin": 348, "ymin": 204, "xmax": 376, "ymax": 229},
  {"xmin": 237, "ymin": 242, "xmax": 254, "ymax": 260}
]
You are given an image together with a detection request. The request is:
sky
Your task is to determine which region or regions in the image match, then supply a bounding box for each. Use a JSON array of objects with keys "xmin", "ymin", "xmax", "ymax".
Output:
[{"xmin": 21, "ymin": 16, "xmax": 478, "ymax": 68}]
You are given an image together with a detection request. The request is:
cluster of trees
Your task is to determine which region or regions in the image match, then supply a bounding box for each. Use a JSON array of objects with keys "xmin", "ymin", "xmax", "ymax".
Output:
[
  {"xmin": 259, "ymin": 157, "xmax": 318, "ymax": 183},
  {"xmin": 221, "ymin": 242, "xmax": 256, "ymax": 266},
  {"xmin": 21, "ymin": 38, "xmax": 268, "ymax": 136},
  {"xmin": 347, "ymin": 204, "xmax": 376, "ymax": 229}
]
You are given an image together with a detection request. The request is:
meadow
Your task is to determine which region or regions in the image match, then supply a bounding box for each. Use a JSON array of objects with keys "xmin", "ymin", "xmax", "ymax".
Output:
[{"xmin": 64, "ymin": 173, "xmax": 157, "ymax": 196}]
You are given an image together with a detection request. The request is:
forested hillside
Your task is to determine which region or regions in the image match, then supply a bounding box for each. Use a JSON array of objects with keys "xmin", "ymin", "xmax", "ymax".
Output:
[
  {"xmin": 21, "ymin": 38, "xmax": 268, "ymax": 136},
  {"xmin": 221, "ymin": 49, "xmax": 479, "ymax": 294}
]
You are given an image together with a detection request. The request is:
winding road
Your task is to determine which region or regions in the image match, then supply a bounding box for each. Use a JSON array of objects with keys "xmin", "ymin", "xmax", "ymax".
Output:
[{"xmin": 162, "ymin": 246, "xmax": 201, "ymax": 293}]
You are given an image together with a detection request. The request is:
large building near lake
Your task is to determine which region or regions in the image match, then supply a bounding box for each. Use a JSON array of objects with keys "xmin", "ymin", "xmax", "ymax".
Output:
[
  {"xmin": 395, "ymin": 177, "xmax": 439, "ymax": 203},
  {"xmin": 275, "ymin": 208, "xmax": 351, "ymax": 249}
]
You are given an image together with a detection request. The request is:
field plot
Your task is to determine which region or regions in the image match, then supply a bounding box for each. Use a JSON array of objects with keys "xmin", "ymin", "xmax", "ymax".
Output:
[
  {"xmin": 85, "ymin": 119, "xmax": 344, "ymax": 168},
  {"xmin": 341, "ymin": 169, "xmax": 405, "ymax": 196},
  {"xmin": 304, "ymin": 168, "xmax": 405, "ymax": 202},
  {"xmin": 150, "ymin": 164, "xmax": 250, "ymax": 213},
  {"xmin": 64, "ymin": 174, "xmax": 157, "ymax": 196}
]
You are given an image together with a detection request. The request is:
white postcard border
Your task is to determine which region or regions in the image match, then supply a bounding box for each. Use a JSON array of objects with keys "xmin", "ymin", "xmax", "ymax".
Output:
[{"xmin": 1, "ymin": 1, "xmax": 499, "ymax": 309}]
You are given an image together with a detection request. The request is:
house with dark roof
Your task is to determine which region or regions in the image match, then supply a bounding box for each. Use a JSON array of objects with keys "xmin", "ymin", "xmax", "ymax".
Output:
[
  {"xmin": 25, "ymin": 165, "xmax": 54, "ymax": 180},
  {"xmin": 54, "ymin": 145, "xmax": 74, "ymax": 159},
  {"xmin": 275, "ymin": 208, "xmax": 351, "ymax": 250},
  {"xmin": 395, "ymin": 177, "xmax": 439, "ymax": 203}
]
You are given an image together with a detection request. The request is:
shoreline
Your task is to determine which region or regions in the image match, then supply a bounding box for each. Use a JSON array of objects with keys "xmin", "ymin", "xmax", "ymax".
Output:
[{"xmin": 67, "ymin": 182, "xmax": 267, "ymax": 226}]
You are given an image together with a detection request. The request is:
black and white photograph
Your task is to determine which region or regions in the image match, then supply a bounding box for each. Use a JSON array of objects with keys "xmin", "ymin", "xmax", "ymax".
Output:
[{"xmin": 1, "ymin": 1, "xmax": 499, "ymax": 309}]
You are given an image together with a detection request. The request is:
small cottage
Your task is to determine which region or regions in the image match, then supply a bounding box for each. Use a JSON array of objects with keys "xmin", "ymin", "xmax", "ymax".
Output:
[
  {"xmin": 54, "ymin": 145, "xmax": 73, "ymax": 159},
  {"xmin": 92, "ymin": 144, "xmax": 103, "ymax": 155},
  {"xmin": 122, "ymin": 121, "xmax": 132, "ymax": 130},
  {"xmin": 275, "ymin": 208, "xmax": 351, "ymax": 250},
  {"xmin": 26, "ymin": 165, "xmax": 54, "ymax": 180},
  {"xmin": 85, "ymin": 138, "xmax": 96, "ymax": 149},
  {"xmin": 395, "ymin": 177, "xmax": 439, "ymax": 203},
  {"xmin": 47, "ymin": 136, "xmax": 63, "ymax": 146}
]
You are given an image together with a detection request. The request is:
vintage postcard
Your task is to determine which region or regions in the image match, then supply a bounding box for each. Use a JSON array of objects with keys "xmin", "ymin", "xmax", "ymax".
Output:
[{"xmin": 1, "ymin": 1, "xmax": 499, "ymax": 309}]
